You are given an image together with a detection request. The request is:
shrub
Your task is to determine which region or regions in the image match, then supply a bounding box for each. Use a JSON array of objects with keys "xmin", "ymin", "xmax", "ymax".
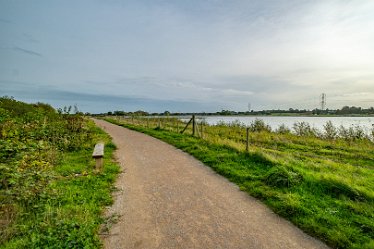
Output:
[
  {"xmin": 227, "ymin": 119, "xmax": 245, "ymax": 128},
  {"xmin": 249, "ymin": 119, "xmax": 272, "ymax": 132},
  {"xmin": 276, "ymin": 124, "xmax": 291, "ymax": 134},
  {"xmin": 323, "ymin": 121, "xmax": 337, "ymax": 139},
  {"xmin": 338, "ymin": 125, "xmax": 368, "ymax": 141},
  {"xmin": 351, "ymin": 125, "xmax": 367, "ymax": 140},
  {"xmin": 0, "ymin": 97, "xmax": 96, "ymax": 245},
  {"xmin": 293, "ymin": 121, "xmax": 319, "ymax": 137}
]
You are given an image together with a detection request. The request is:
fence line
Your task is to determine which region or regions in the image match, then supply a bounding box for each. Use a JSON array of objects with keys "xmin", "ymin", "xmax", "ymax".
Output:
[{"xmin": 107, "ymin": 115, "xmax": 374, "ymax": 151}]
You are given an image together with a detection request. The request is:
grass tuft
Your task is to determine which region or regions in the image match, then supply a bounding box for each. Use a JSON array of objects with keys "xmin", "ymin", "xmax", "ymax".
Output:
[{"xmin": 265, "ymin": 166, "xmax": 303, "ymax": 188}]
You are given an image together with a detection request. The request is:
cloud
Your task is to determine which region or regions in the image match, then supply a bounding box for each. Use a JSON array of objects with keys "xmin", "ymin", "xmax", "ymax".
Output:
[
  {"xmin": 0, "ymin": 80, "xmax": 219, "ymax": 113},
  {"xmin": 12, "ymin": 46, "xmax": 42, "ymax": 57},
  {"xmin": 82, "ymin": 76, "xmax": 255, "ymax": 107},
  {"xmin": 0, "ymin": 18, "xmax": 12, "ymax": 24},
  {"xmin": 1, "ymin": 1, "xmax": 373, "ymax": 112}
]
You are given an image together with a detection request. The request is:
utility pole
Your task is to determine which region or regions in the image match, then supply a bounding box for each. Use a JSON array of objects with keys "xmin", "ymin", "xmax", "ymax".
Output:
[{"xmin": 321, "ymin": 93, "xmax": 326, "ymax": 110}]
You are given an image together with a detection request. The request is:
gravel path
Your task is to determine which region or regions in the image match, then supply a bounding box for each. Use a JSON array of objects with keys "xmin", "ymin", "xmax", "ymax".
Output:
[{"xmin": 94, "ymin": 119, "xmax": 329, "ymax": 249}]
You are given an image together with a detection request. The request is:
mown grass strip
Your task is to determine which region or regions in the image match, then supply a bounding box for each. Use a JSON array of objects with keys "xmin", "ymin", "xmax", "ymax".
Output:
[{"xmin": 105, "ymin": 118, "xmax": 374, "ymax": 249}]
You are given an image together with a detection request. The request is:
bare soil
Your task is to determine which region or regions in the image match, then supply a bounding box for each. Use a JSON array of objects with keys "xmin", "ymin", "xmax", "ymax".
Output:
[{"xmin": 94, "ymin": 119, "xmax": 329, "ymax": 249}]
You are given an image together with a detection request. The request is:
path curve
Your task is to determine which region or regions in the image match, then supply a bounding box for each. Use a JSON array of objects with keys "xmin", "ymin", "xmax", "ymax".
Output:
[{"xmin": 94, "ymin": 119, "xmax": 329, "ymax": 249}]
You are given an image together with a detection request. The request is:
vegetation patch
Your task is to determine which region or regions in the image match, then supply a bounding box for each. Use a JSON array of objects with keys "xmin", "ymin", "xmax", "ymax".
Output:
[
  {"xmin": 104, "ymin": 116, "xmax": 374, "ymax": 249},
  {"xmin": 0, "ymin": 97, "xmax": 119, "ymax": 248},
  {"xmin": 264, "ymin": 166, "xmax": 303, "ymax": 188}
]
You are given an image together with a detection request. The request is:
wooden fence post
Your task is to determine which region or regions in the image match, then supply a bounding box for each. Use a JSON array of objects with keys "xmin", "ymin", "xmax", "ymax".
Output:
[
  {"xmin": 246, "ymin": 128, "xmax": 250, "ymax": 152},
  {"xmin": 201, "ymin": 122, "xmax": 204, "ymax": 139},
  {"xmin": 181, "ymin": 116, "xmax": 193, "ymax": 134},
  {"xmin": 192, "ymin": 115, "xmax": 196, "ymax": 136}
]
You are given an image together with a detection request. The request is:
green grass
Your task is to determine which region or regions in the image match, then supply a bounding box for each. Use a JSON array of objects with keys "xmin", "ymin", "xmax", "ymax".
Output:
[
  {"xmin": 1, "ymin": 98, "xmax": 121, "ymax": 248},
  {"xmin": 1, "ymin": 123, "xmax": 120, "ymax": 249},
  {"xmin": 105, "ymin": 117, "xmax": 374, "ymax": 249}
]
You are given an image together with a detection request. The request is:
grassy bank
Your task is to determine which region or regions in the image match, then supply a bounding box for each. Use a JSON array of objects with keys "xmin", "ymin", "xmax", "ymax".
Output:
[
  {"xmin": 105, "ymin": 117, "xmax": 373, "ymax": 249},
  {"xmin": 0, "ymin": 97, "xmax": 120, "ymax": 248}
]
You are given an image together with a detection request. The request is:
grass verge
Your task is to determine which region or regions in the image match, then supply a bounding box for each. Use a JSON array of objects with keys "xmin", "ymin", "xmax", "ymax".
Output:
[
  {"xmin": 105, "ymin": 117, "xmax": 374, "ymax": 249},
  {"xmin": 1, "ymin": 122, "xmax": 120, "ymax": 249}
]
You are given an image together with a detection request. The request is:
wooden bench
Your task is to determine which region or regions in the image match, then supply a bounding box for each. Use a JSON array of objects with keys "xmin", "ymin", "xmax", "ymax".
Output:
[{"xmin": 92, "ymin": 143, "xmax": 104, "ymax": 169}]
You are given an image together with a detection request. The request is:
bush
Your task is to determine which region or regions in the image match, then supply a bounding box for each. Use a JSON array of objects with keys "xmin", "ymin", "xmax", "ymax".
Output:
[
  {"xmin": 323, "ymin": 121, "xmax": 338, "ymax": 139},
  {"xmin": 338, "ymin": 125, "xmax": 369, "ymax": 141},
  {"xmin": 1, "ymin": 159, "xmax": 53, "ymax": 207},
  {"xmin": 227, "ymin": 119, "xmax": 245, "ymax": 128},
  {"xmin": 249, "ymin": 119, "xmax": 272, "ymax": 132},
  {"xmin": 293, "ymin": 122, "xmax": 319, "ymax": 137},
  {"xmin": 276, "ymin": 124, "xmax": 291, "ymax": 134},
  {"xmin": 0, "ymin": 97, "xmax": 96, "ymax": 245}
]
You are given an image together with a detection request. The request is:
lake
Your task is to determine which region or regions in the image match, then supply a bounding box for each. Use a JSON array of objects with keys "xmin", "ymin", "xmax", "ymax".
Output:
[{"xmin": 194, "ymin": 116, "xmax": 374, "ymax": 133}]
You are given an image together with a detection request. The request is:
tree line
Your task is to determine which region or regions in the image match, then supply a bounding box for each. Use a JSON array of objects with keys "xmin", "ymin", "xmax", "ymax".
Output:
[{"xmin": 93, "ymin": 106, "xmax": 374, "ymax": 116}]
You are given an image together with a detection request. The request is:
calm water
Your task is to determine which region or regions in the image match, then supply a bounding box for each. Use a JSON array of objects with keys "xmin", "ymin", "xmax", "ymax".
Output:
[{"xmin": 195, "ymin": 116, "xmax": 374, "ymax": 133}]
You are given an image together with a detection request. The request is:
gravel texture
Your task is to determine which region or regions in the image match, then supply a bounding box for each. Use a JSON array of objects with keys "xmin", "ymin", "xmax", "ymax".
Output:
[{"xmin": 94, "ymin": 119, "xmax": 329, "ymax": 249}]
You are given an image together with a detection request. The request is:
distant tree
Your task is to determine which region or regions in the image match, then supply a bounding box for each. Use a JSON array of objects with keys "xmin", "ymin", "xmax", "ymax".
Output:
[
  {"xmin": 134, "ymin": 110, "xmax": 149, "ymax": 116},
  {"xmin": 113, "ymin": 110, "xmax": 125, "ymax": 116},
  {"xmin": 336, "ymin": 106, "xmax": 364, "ymax": 115}
]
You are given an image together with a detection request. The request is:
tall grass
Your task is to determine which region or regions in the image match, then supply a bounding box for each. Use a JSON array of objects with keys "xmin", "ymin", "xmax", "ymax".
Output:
[{"xmin": 105, "ymin": 116, "xmax": 374, "ymax": 249}]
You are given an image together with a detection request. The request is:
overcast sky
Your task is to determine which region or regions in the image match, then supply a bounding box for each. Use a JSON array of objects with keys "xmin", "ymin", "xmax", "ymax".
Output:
[{"xmin": 1, "ymin": 0, "xmax": 374, "ymax": 113}]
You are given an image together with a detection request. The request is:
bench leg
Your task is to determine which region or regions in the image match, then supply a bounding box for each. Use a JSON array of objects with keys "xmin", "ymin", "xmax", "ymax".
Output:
[{"xmin": 95, "ymin": 157, "xmax": 103, "ymax": 170}]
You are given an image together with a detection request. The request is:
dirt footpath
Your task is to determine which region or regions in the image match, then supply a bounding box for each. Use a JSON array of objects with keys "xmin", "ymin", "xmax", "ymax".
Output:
[{"xmin": 94, "ymin": 119, "xmax": 329, "ymax": 249}]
